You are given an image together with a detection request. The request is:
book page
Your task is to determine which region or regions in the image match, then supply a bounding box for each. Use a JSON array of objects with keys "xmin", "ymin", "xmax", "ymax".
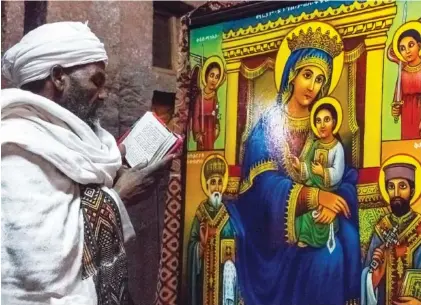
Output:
[{"xmin": 122, "ymin": 112, "xmax": 174, "ymax": 167}]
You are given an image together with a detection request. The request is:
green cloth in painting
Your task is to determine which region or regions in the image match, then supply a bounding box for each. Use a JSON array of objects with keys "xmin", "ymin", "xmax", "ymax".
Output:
[{"xmin": 296, "ymin": 140, "xmax": 339, "ymax": 248}]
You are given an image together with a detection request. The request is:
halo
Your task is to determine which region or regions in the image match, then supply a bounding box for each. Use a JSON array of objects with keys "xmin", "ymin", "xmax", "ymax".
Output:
[
  {"xmin": 201, "ymin": 55, "xmax": 226, "ymax": 89},
  {"xmin": 200, "ymin": 154, "xmax": 229, "ymax": 196},
  {"xmin": 378, "ymin": 154, "xmax": 421, "ymax": 205},
  {"xmin": 392, "ymin": 20, "xmax": 421, "ymax": 63},
  {"xmin": 275, "ymin": 21, "xmax": 344, "ymax": 94},
  {"xmin": 310, "ymin": 96, "xmax": 343, "ymax": 138}
]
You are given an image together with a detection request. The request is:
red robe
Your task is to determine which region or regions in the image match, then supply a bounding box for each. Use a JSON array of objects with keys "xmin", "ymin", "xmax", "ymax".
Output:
[
  {"xmin": 388, "ymin": 47, "xmax": 421, "ymax": 140},
  {"xmin": 192, "ymin": 92, "xmax": 218, "ymax": 150}
]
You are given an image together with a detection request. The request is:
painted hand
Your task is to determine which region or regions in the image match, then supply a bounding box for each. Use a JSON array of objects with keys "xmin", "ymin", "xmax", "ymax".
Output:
[
  {"xmin": 195, "ymin": 132, "xmax": 204, "ymax": 145},
  {"xmin": 372, "ymin": 247, "xmax": 386, "ymax": 289},
  {"xmin": 290, "ymin": 155, "xmax": 301, "ymax": 171},
  {"xmin": 314, "ymin": 206, "xmax": 336, "ymax": 224},
  {"xmin": 311, "ymin": 162, "xmax": 324, "ymax": 177},
  {"xmin": 318, "ymin": 190, "xmax": 351, "ymax": 218},
  {"xmin": 393, "ymin": 296, "xmax": 421, "ymax": 305},
  {"xmin": 391, "ymin": 102, "xmax": 402, "ymax": 121},
  {"xmin": 199, "ymin": 221, "xmax": 209, "ymax": 256}
]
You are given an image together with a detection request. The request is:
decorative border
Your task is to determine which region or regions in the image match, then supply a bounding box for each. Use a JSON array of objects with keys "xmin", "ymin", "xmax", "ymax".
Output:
[
  {"xmin": 224, "ymin": 1, "xmax": 395, "ymax": 40},
  {"xmin": 285, "ymin": 183, "xmax": 303, "ymax": 244},
  {"xmin": 155, "ymin": 3, "xmax": 244, "ymax": 305},
  {"xmin": 222, "ymin": 0, "xmax": 396, "ymax": 60}
]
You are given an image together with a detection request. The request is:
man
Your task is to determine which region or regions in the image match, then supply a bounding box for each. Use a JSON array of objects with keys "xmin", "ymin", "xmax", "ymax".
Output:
[
  {"xmin": 187, "ymin": 155, "xmax": 238, "ymax": 305},
  {"xmin": 1, "ymin": 22, "xmax": 176, "ymax": 305},
  {"xmin": 362, "ymin": 163, "xmax": 421, "ymax": 305}
]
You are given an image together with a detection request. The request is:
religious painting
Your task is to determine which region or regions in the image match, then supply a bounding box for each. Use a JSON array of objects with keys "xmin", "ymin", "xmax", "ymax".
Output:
[
  {"xmin": 176, "ymin": 1, "xmax": 421, "ymax": 305},
  {"xmin": 188, "ymin": 24, "xmax": 227, "ymax": 151}
]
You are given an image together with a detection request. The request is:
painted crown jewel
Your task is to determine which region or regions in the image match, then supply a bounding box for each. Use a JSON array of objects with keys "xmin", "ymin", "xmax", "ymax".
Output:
[{"xmin": 287, "ymin": 27, "xmax": 343, "ymax": 58}]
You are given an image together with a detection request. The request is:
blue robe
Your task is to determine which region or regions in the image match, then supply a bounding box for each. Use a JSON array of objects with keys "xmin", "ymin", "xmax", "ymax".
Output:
[{"xmin": 226, "ymin": 116, "xmax": 361, "ymax": 305}]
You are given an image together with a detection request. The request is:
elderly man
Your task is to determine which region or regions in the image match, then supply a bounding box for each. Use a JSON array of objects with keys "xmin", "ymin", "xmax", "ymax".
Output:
[
  {"xmin": 361, "ymin": 163, "xmax": 421, "ymax": 305},
  {"xmin": 1, "ymin": 22, "xmax": 175, "ymax": 305},
  {"xmin": 187, "ymin": 155, "xmax": 238, "ymax": 305}
]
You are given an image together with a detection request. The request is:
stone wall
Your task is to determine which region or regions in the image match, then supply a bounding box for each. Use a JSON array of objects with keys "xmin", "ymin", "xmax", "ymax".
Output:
[{"xmin": 1, "ymin": 1, "xmax": 201, "ymax": 304}]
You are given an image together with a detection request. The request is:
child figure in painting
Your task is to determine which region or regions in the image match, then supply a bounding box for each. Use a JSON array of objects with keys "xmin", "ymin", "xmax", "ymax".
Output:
[{"xmin": 290, "ymin": 97, "xmax": 345, "ymax": 252}]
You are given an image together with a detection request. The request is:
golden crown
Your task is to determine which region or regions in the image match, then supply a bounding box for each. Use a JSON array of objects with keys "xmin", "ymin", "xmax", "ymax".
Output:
[
  {"xmin": 287, "ymin": 27, "xmax": 343, "ymax": 58},
  {"xmin": 204, "ymin": 157, "xmax": 226, "ymax": 180}
]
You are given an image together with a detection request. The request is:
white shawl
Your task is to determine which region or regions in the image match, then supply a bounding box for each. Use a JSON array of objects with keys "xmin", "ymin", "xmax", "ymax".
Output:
[{"xmin": 1, "ymin": 88, "xmax": 134, "ymax": 305}]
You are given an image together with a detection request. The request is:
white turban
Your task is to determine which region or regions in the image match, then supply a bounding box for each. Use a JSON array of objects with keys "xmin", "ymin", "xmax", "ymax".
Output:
[{"xmin": 1, "ymin": 21, "xmax": 108, "ymax": 88}]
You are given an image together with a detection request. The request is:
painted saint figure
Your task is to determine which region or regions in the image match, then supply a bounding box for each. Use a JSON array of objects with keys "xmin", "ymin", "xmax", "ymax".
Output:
[
  {"xmin": 191, "ymin": 56, "xmax": 225, "ymax": 150},
  {"xmin": 361, "ymin": 160, "xmax": 421, "ymax": 305},
  {"xmin": 187, "ymin": 155, "xmax": 238, "ymax": 305},
  {"xmin": 388, "ymin": 21, "xmax": 421, "ymax": 140},
  {"xmin": 290, "ymin": 98, "xmax": 345, "ymax": 251},
  {"xmin": 226, "ymin": 22, "xmax": 361, "ymax": 305}
]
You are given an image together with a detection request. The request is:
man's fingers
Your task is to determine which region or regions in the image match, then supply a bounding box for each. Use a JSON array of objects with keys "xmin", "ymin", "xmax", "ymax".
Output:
[
  {"xmin": 144, "ymin": 154, "xmax": 175, "ymax": 175},
  {"xmin": 132, "ymin": 158, "xmax": 148, "ymax": 170}
]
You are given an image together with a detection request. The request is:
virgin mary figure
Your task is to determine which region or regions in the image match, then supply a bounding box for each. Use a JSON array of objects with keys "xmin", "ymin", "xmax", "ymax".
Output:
[{"xmin": 226, "ymin": 22, "xmax": 361, "ymax": 305}]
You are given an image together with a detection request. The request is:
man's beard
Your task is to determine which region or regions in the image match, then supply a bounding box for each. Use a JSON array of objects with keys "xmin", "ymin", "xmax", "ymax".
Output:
[
  {"xmin": 209, "ymin": 192, "xmax": 222, "ymax": 208},
  {"xmin": 58, "ymin": 76, "xmax": 102, "ymax": 130},
  {"xmin": 390, "ymin": 196, "xmax": 411, "ymax": 217}
]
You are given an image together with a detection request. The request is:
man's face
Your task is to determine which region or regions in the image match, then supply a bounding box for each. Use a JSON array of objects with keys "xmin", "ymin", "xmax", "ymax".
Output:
[
  {"xmin": 386, "ymin": 178, "xmax": 414, "ymax": 217},
  {"xmin": 59, "ymin": 62, "xmax": 107, "ymax": 129},
  {"xmin": 206, "ymin": 174, "xmax": 223, "ymax": 208}
]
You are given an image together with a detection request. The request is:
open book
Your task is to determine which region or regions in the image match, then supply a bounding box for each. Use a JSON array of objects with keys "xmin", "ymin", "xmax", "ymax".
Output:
[{"xmin": 118, "ymin": 111, "xmax": 183, "ymax": 167}]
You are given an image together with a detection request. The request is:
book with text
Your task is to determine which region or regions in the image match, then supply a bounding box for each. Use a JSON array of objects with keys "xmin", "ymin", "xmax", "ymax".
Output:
[{"xmin": 118, "ymin": 111, "xmax": 183, "ymax": 167}]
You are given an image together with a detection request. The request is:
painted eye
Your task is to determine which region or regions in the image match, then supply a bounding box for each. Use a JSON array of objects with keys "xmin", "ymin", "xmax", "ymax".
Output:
[
  {"xmin": 399, "ymin": 183, "xmax": 407, "ymax": 189},
  {"xmin": 409, "ymin": 42, "xmax": 415, "ymax": 48},
  {"xmin": 315, "ymin": 76, "xmax": 324, "ymax": 84},
  {"xmin": 387, "ymin": 183, "xmax": 395, "ymax": 190},
  {"xmin": 316, "ymin": 118, "xmax": 321, "ymax": 124},
  {"xmin": 400, "ymin": 45, "xmax": 406, "ymax": 52},
  {"xmin": 303, "ymin": 72, "xmax": 312, "ymax": 79},
  {"xmin": 324, "ymin": 117, "xmax": 331, "ymax": 122}
]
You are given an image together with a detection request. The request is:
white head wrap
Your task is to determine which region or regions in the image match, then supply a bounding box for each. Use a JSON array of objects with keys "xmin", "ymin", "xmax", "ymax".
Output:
[{"xmin": 1, "ymin": 21, "xmax": 108, "ymax": 88}]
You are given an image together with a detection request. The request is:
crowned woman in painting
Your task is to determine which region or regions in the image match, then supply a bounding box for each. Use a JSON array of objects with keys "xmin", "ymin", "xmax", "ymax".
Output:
[
  {"xmin": 226, "ymin": 22, "xmax": 361, "ymax": 305},
  {"xmin": 190, "ymin": 56, "xmax": 226, "ymax": 150}
]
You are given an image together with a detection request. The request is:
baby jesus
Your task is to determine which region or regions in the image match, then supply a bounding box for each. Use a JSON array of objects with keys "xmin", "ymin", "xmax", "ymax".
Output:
[{"xmin": 290, "ymin": 100, "xmax": 345, "ymax": 252}]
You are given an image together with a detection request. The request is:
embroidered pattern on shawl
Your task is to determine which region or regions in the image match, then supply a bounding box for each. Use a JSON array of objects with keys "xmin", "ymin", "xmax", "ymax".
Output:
[{"xmin": 80, "ymin": 185, "xmax": 133, "ymax": 305}]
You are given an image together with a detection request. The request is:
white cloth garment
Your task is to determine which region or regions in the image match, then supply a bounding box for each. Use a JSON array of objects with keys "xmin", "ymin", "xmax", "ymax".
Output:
[
  {"xmin": 1, "ymin": 21, "xmax": 108, "ymax": 88},
  {"xmin": 1, "ymin": 88, "xmax": 135, "ymax": 305}
]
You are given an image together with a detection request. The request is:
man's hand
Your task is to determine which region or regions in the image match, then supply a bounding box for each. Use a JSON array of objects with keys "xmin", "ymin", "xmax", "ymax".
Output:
[
  {"xmin": 113, "ymin": 153, "xmax": 176, "ymax": 205},
  {"xmin": 318, "ymin": 190, "xmax": 351, "ymax": 218},
  {"xmin": 372, "ymin": 247, "xmax": 386, "ymax": 289},
  {"xmin": 393, "ymin": 296, "xmax": 421, "ymax": 305},
  {"xmin": 314, "ymin": 206, "xmax": 336, "ymax": 224},
  {"xmin": 311, "ymin": 162, "xmax": 324, "ymax": 177}
]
